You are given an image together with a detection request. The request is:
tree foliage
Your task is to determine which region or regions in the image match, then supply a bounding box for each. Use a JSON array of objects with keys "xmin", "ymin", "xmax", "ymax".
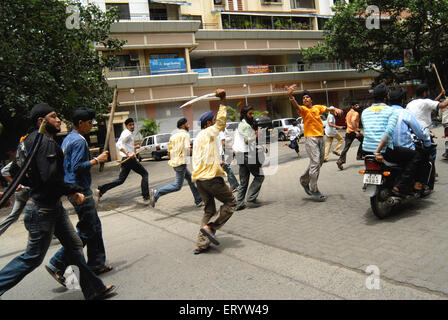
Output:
[
  {"xmin": 302, "ymin": 0, "xmax": 448, "ymax": 89},
  {"xmin": 139, "ymin": 119, "xmax": 161, "ymax": 137},
  {"xmin": 0, "ymin": 0, "xmax": 125, "ymax": 155}
]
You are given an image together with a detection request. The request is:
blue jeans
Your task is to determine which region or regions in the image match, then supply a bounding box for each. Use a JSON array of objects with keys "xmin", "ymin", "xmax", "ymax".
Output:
[
  {"xmin": 0, "ymin": 201, "xmax": 106, "ymax": 300},
  {"xmin": 48, "ymin": 189, "xmax": 106, "ymax": 274},
  {"xmin": 154, "ymin": 164, "xmax": 202, "ymax": 205}
]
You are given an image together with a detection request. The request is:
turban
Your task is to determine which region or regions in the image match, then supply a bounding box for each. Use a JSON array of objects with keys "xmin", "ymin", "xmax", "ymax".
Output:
[
  {"xmin": 199, "ymin": 111, "xmax": 214, "ymax": 128},
  {"xmin": 177, "ymin": 117, "xmax": 188, "ymax": 129},
  {"xmin": 72, "ymin": 107, "xmax": 96, "ymax": 126},
  {"xmin": 30, "ymin": 103, "xmax": 54, "ymax": 124},
  {"xmin": 372, "ymin": 83, "xmax": 389, "ymax": 101}
]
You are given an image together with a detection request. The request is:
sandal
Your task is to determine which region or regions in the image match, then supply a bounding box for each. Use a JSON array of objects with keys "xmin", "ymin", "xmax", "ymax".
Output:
[
  {"xmin": 90, "ymin": 285, "xmax": 117, "ymax": 300},
  {"xmin": 193, "ymin": 247, "xmax": 210, "ymax": 255},
  {"xmin": 94, "ymin": 265, "xmax": 113, "ymax": 275},
  {"xmin": 45, "ymin": 265, "xmax": 66, "ymax": 287}
]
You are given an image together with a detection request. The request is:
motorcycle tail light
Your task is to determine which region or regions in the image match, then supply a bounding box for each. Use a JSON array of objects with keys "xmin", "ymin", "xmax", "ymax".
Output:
[
  {"xmin": 359, "ymin": 170, "xmax": 366, "ymax": 174},
  {"xmin": 365, "ymin": 160, "xmax": 381, "ymax": 171},
  {"xmin": 383, "ymin": 171, "xmax": 391, "ymax": 176}
]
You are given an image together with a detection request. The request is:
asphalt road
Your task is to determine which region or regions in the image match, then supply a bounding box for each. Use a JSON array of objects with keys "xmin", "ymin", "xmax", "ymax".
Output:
[{"xmin": 1, "ymin": 127, "xmax": 448, "ymax": 301}]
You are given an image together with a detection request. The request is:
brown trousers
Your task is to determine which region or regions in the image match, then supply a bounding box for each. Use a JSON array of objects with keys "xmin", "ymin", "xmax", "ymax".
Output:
[{"xmin": 195, "ymin": 177, "xmax": 236, "ymax": 249}]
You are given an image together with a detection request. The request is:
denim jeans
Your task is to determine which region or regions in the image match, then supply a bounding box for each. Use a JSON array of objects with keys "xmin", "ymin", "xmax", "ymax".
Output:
[
  {"xmin": 0, "ymin": 188, "xmax": 29, "ymax": 236},
  {"xmin": 0, "ymin": 201, "xmax": 106, "ymax": 300},
  {"xmin": 99, "ymin": 157, "xmax": 149, "ymax": 198},
  {"xmin": 48, "ymin": 189, "xmax": 106, "ymax": 274},
  {"xmin": 154, "ymin": 164, "xmax": 202, "ymax": 205}
]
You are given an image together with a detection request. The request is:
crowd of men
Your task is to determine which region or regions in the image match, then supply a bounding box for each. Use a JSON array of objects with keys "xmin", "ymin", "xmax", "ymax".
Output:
[{"xmin": 0, "ymin": 82, "xmax": 446, "ymax": 299}]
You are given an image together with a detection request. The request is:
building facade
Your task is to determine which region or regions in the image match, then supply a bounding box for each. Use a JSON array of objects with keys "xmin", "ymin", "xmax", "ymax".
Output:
[{"xmin": 92, "ymin": 0, "xmax": 376, "ymax": 158}]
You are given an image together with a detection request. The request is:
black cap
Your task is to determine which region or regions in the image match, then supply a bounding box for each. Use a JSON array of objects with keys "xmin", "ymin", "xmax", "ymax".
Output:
[
  {"xmin": 72, "ymin": 107, "xmax": 96, "ymax": 126},
  {"xmin": 177, "ymin": 117, "xmax": 188, "ymax": 129},
  {"xmin": 124, "ymin": 118, "xmax": 134, "ymax": 126},
  {"xmin": 372, "ymin": 83, "xmax": 389, "ymax": 101},
  {"xmin": 301, "ymin": 90, "xmax": 312, "ymax": 101},
  {"xmin": 30, "ymin": 103, "xmax": 54, "ymax": 124},
  {"xmin": 389, "ymin": 88, "xmax": 405, "ymax": 104}
]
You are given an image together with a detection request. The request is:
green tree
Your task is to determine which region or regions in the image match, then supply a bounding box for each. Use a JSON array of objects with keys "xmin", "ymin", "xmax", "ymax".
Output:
[
  {"xmin": 0, "ymin": 0, "xmax": 125, "ymax": 156},
  {"xmin": 139, "ymin": 119, "xmax": 161, "ymax": 137},
  {"xmin": 301, "ymin": 0, "xmax": 448, "ymax": 89}
]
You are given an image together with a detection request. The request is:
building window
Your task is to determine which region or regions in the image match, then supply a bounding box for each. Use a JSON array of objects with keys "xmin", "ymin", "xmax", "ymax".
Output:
[
  {"xmin": 149, "ymin": 8, "xmax": 168, "ymax": 20},
  {"xmin": 105, "ymin": 3, "xmax": 131, "ymax": 20},
  {"xmin": 214, "ymin": 0, "xmax": 224, "ymax": 5},
  {"xmin": 291, "ymin": 0, "xmax": 315, "ymax": 9},
  {"xmin": 261, "ymin": 0, "xmax": 282, "ymax": 4}
]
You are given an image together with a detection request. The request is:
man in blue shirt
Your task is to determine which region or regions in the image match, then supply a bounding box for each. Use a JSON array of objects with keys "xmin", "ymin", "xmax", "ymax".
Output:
[
  {"xmin": 389, "ymin": 88, "xmax": 432, "ymax": 192},
  {"xmin": 46, "ymin": 107, "xmax": 113, "ymax": 284},
  {"xmin": 362, "ymin": 84, "xmax": 423, "ymax": 196}
]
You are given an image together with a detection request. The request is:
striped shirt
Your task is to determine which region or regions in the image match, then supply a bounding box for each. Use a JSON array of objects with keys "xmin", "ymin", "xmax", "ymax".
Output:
[
  {"xmin": 390, "ymin": 105, "xmax": 431, "ymax": 150},
  {"xmin": 361, "ymin": 104, "xmax": 399, "ymax": 153}
]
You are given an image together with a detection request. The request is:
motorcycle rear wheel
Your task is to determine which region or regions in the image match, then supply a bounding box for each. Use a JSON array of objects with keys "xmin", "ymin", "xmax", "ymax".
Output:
[{"xmin": 370, "ymin": 195, "xmax": 393, "ymax": 219}]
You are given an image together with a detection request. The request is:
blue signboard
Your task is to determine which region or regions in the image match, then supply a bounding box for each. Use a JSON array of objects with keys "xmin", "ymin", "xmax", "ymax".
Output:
[
  {"xmin": 192, "ymin": 68, "xmax": 212, "ymax": 77},
  {"xmin": 150, "ymin": 58, "xmax": 186, "ymax": 75},
  {"xmin": 383, "ymin": 60, "xmax": 403, "ymax": 67}
]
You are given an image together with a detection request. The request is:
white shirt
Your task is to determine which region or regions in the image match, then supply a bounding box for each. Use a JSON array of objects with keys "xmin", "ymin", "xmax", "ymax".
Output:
[
  {"xmin": 288, "ymin": 126, "xmax": 301, "ymax": 141},
  {"xmin": 325, "ymin": 113, "xmax": 337, "ymax": 137},
  {"xmin": 406, "ymin": 98, "xmax": 439, "ymax": 130},
  {"xmin": 116, "ymin": 128, "xmax": 134, "ymax": 157}
]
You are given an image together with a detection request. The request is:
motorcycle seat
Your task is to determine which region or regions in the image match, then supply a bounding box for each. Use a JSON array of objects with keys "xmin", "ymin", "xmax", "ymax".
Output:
[{"xmin": 383, "ymin": 160, "xmax": 400, "ymax": 167}]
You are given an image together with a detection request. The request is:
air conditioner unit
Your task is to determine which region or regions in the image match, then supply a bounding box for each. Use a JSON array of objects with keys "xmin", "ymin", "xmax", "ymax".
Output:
[
  {"xmin": 129, "ymin": 54, "xmax": 140, "ymax": 61},
  {"xmin": 214, "ymin": 0, "xmax": 223, "ymax": 5}
]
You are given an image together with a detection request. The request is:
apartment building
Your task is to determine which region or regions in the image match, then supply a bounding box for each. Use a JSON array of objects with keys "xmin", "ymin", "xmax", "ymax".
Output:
[{"xmin": 92, "ymin": 0, "xmax": 376, "ymax": 158}]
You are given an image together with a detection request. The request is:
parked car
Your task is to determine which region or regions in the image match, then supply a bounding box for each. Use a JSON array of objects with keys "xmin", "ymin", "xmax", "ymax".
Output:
[
  {"xmin": 272, "ymin": 118, "xmax": 296, "ymax": 141},
  {"xmin": 137, "ymin": 133, "xmax": 171, "ymax": 161}
]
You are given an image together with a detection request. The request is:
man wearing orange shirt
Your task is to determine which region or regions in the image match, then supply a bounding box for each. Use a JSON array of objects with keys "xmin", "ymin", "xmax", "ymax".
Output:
[
  {"xmin": 336, "ymin": 101, "xmax": 365, "ymax": 170},
  {"xmin": 287, "ymin": 85, "xmax": 343, "ymax": 201}
]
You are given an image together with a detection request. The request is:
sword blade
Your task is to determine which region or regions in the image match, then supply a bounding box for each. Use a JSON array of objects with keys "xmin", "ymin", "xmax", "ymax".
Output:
[{"xmin": 179, "ymin": 93, "xmax": 216, "ymax": 109}]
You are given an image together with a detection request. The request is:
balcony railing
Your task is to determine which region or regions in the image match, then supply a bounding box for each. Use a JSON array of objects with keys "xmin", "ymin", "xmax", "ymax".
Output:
[{"xmin": 105, "ymin": 62, "xmax": 352, "ymax": 78}]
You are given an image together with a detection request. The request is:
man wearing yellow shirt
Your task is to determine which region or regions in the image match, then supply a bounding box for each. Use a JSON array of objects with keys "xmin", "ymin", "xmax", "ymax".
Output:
[
  {"xmin": 287, "ymin": 84, "xmax": 343, "ymax": 201},
  {"xmin": 191, "ymin": 89, "xmax": 237, "ymax": 254},
  {"xmin": 149, "ymin": 118, "xmax": 202, "ymax": 208}
]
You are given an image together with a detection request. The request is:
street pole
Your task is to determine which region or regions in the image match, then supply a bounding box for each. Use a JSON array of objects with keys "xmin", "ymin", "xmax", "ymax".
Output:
[
  {"xmin": 324, "ymin": 81, "xmax": 329, "ymax": 106},
  {"xmin": 243, "ymin": 83, "xmax": 248, "ymax": 106}
]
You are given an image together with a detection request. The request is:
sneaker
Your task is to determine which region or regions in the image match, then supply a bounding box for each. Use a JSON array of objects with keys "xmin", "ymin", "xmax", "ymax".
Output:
[
  {"xmin": 149, "ymin": 189, "xmax": 156, "ymax": 208},
  {"xmin": 143, "ymin": 195, "xmax": 150, "ymax": 205},
  {"xmin": 196, "ymin": 201, "xmax": 204, "ymax": 207}
]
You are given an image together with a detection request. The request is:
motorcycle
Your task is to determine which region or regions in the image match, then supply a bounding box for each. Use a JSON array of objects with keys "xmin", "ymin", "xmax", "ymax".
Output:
[{"xmin": 361, "ymin": 144, "xmax": 434, "ymax": 219}]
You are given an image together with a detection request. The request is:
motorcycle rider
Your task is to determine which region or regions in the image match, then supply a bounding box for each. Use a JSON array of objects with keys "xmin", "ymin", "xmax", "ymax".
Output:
[
  {"xmin": 361, "ymin": 83, "xmax": 424, "ymax": 196},
  {"xmin": 389, "ymin": 88, "xmax": 432, "ymax": 193}
]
